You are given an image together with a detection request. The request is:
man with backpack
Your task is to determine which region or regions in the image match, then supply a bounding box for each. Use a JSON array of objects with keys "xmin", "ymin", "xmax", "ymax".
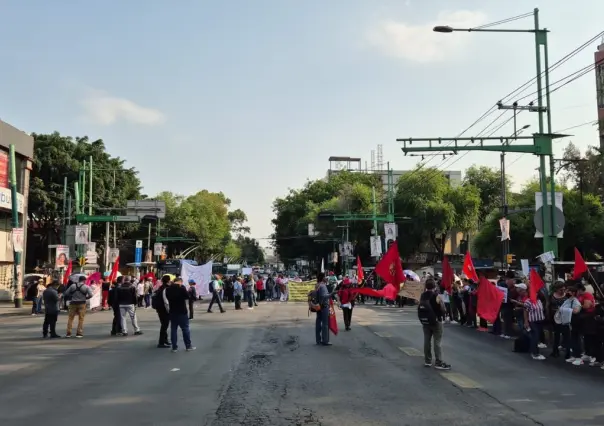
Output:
[
  {"xmin": 63, "ymin": 276, "xmax": 93, "ymax": 338},
  {"xmin": 187, "ymin": 280, "xmax": 197, "ymax": 319},
  {"xmin": 417, "ymin": 278, "xmax": 451, "ymax": 370}
]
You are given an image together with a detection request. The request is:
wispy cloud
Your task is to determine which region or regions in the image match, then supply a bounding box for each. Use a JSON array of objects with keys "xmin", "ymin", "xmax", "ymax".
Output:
[
  {"xmin": 367, "ymin": 10, "xmax": 487, "ymax": 63},
  {"xmin": 80, "ymin": 89, "xmax": 166, "ymax": 126}
]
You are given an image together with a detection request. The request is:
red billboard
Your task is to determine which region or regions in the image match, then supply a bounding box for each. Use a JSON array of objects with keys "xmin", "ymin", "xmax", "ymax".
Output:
[{"xmin": 0, "ymin": 150, "xmax": 8, "ymax": 188}]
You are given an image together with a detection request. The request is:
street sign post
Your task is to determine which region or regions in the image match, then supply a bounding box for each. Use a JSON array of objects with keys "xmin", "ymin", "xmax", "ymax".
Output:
[
  {"xmin": 135, "ymin": 240, "xmax": 143, "ymax": 265},
  {"xmin": 75, "ymin": 214, "xmax": 140, "ymax": 223}
]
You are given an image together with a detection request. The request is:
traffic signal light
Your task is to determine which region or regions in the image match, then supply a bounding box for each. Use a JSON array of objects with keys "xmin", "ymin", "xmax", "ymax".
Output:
[{"xmin": 506, "ymin": 254, "xmax": 516, "ymax": 265}]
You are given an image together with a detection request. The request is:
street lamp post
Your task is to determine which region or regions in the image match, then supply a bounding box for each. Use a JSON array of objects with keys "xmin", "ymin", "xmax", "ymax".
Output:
[{"xmin": 433, "ymin": 8, "xmax": 558, "ymax": 257}]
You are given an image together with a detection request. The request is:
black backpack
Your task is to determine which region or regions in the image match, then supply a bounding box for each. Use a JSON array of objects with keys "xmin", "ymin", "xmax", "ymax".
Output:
[
  {"xmin": 308, "ymin": 290, "xmax": 321, "ymax": 314},
  {"xmin": 152, "ymin": 287, "xmax": 163, "ymax": 310},
  {"xmin": 417, "ymin": 292, "xmax": 438, "ymax": 326}
]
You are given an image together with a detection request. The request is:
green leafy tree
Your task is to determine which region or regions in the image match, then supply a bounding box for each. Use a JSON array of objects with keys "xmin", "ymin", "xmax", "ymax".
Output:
[
  {"xmin": 472, "ymin": 180, "xmax": 604, "ymax": 260},
  {"xmin": 394, "ymin": 167, "xmax": 480, "ymax": 259},
  {"xmin": 236, "ymin": 236, "xmax": 265, "ymax": 264},
  {"xmin": 28, "ymin": 132, "xmax": 142, "ymax": 267},
  {"xmin": 463, "ymin": 165, "xmax": 509, "ymax": 222}
]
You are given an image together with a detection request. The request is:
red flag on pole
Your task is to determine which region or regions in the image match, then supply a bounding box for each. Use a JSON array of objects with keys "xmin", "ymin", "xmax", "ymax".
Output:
[
  {"xmin": 62, "ymin": 260, "xmax": 72, "ymax": 285},
  {"xmin": 462, "ymin": 251, "xmax": 479, "ymax": 282},
  {"xmin": 375, "ymin": 243, "xmax": 405, "ymax": 288},
  {"xmin": 108, "ymin": 256, "xmax": 120, "ymax": 283},
  {"xmin": 356, "ymin": 256, "xmax": 364, "ymax": 282},
  {"xmin": 529, "ymin": 269, "xmax": 545, "ymax": 304},
  {"xmin": 573, "ymin": 248, "xmax": 588, "ymax": 280},
  {"xmin": 328, "ymin": 299, "xmax": 338, "ymax": 335},
  {"xmin": 476, "ymin": 276, "xmax": 504, "ymax": 323},
  {"xmin": 442, "ymin": 256, "xmax": 454, "ymax": 294}
]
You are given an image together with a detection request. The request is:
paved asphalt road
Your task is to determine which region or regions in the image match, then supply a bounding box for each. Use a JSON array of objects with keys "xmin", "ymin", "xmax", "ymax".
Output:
[{"xmin": 0, "ymin": 302, "xmax": 603, "ymax": 426}]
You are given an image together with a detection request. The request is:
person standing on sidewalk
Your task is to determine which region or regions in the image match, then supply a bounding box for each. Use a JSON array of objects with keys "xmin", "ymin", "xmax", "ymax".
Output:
[
  {"xmin": 418, "ymin": 278, "xmax": 451, "ymax": 370},
  {"xmin": 163, "ymin": 277, "xmax": 195, "ymax": 352},
  {"xmin": 207, "ymin": 275, "xmax": 226, "ymax": 313},
  {"xmin": 42, "ymin": 279, "xmax": 61, "ymax": 338},
  {"xmin": 116, "ymin": 277, "xmax": 142, "ymax": 336},
  {"xmin": 153, "ymin": 275, "xmax": 171, "ymax": 348},
  {"xmin": 63, "ymin": 276, "xmax": 93, "ymax": 338},
  {"xmin": 233, "ymin": 277, "xmax": 243, "ymax": 310}
]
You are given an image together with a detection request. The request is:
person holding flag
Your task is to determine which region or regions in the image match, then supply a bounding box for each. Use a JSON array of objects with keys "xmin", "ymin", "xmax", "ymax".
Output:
[{"xmin": 314, "ymin": 273, "xmax": 332, "ymax": 346}]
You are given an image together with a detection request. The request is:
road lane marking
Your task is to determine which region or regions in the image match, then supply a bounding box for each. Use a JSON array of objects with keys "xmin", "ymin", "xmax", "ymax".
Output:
[
  {"xmin": 398, "ymin": 347, "xmax": 422, "ymax": 356},
  {"xmin": 171, "ymin": 368, "xmax": 180, "ymax": 372},
  {"xmin": 374, "ymin": 332, "xmax": 392, "ymax": 338},
  {"xmin": 440, "ymin": 372, "xmax": 482, "ymax": 389},
  {"xmin": 357, "ymin": 322, "xmax": 369, "ymax": 326}
]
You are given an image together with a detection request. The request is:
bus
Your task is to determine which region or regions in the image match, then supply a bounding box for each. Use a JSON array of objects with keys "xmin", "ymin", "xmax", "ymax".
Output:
[{"xmin": 156, "ymin": 259, "xmax": 198, "ymax": 277}]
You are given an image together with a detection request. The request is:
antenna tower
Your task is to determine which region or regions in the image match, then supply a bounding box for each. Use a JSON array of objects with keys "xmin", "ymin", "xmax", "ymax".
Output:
[
  {"xmin": 377, "ymin": 144, "xmax": 384, "ymax": 171},
  {"xmin": 370, "ymin": 150, "xmax": 376, "ymax": 171}
]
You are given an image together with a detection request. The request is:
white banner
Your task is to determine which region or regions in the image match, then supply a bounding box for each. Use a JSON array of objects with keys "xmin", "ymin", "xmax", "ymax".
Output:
[
  {"xmin": 109, "ymin": 248, "xmax": 119, "ymax": 263},
  {"xmin": 89, "ymin": 285, "xmax": 101, "ymax": 310},
  {"xmin": 153, "ymin": 242, "xmax": 163, "ymax": 255},
  {"xmin": 11, "ymin": 228, "xmax": 23, "ymax": 253},
  {"xmin": 520, "ymin": 259, "xmax": 530, "ymax": 277},
  {"xmin": 75, "ymin": 225, "xmax": 89, "ymax": 245},
  {"xmin": 499, "ymin": 218, "xmax": 510, "ymax": 241},
  {"xmin": 384, "ymin": 223, "xmax": 397, "ymax": 240},
  {"xmin": 180, "ymin": 261, "xmax": 213, "ymax": 297},
  {"xmin": 370, "ymin": 236, "xmax": 382, "ymax": 257}
]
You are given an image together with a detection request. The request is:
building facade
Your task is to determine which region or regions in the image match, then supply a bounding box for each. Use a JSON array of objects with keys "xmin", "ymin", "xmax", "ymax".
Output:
[{"xmin": 0, "ymin": 120, "xmax": 33, "ymax": 301}]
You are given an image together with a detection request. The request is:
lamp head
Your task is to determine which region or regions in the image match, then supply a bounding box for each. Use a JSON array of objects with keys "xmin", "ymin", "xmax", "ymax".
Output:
[{"xmin": 433, "ymin": 25, "xmax": 454, "ymax": 33}]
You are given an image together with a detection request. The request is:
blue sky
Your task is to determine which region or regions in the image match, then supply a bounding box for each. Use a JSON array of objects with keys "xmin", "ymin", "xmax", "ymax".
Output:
[{"xmin": 1, "ymin": 1, "xmax": 603, "ymax": 245}]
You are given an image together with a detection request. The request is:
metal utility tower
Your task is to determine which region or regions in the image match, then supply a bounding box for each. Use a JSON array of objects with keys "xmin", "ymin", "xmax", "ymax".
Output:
[
  {"xmin": 370, "ymin": 150, "xmax": 376, "ymax": 171},
  {"xmin": 377, "ymin": 144, "xmax": 384, "ymax": 171}
]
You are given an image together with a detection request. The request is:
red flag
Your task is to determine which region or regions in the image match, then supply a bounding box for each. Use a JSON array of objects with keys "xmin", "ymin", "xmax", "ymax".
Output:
[
  {"xmin": 108, "ymin": 256, "xmax": 120, "ymax": 283},
  {"xmin": 142, "ymin": 272, "xmax": 156, "ymax": 282},
  {"xmin": 529, "ymin": 269, "xmax": 545, "ymax": 304},
  {"xmin": 353, "ymin": 287, "xmax": 383, "ymax": 298},
  {"xmin": 382, "ymin": 283, "xmax": 398, "ymax": 301},
  {"xmin": 476, "ymin": 277, "xmax": 504, "ymax": 323},
  {"xmin": 573, "ymin": 248, "xmax": 588, "ymax": 280},
  {"xmin": 356, "ymin": 256, "xmax": 364, "ymax": 282},
  {"xmin": 86, "ymin": 272, "xmax": 101, "ymax": 285},
  {"xmin": 375, "ymin": 243, "xmax": 405, "ymax": 286},
  {"xmin": 462, "ymin": 251, "xmax": 479, "ymax": 282},
  {"xmin": 328, "ymin": 299, "xmax": 338, "ymax": 335},
  {"xmin": 442, "ymin": 256, "xmax": 454, "ymax": 294},
  {"xmin": 62, "ymin": 260, "xmax": 72, "ymax": 285}
]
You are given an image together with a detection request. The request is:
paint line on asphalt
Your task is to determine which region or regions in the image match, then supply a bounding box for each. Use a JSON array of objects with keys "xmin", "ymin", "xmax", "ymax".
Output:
[
  {"xmin": 374, "ymin": 332, "xmax": 393, "ymax": 338},
  {"xmin": 398, "ymin": 347, "xmax": 423, "ymax": 357},
  {"xmin": 171, "ymin": 368, "xmax": 180, "ymax": 372},
  {"xmin": 440, "ymin": 372, "xmax": 482, "ymax": 389},
  {"xmin": 357, "ymin": 322, "xmax": 369, "ymax": 326}
]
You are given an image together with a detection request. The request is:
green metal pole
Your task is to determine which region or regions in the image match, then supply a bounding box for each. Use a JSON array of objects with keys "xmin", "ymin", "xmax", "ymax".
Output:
[
  {"xmin": 88, "ymin": 155, "xmax": 93, "ymax": 238},
  {"xmin": 74, "ymin": 182, "xmax": 80, "ymax": 215},
  {"xmin": 372, "ymin": 186, "xmax": 378, "ymax": 234},
  {"xmin": 81, "ymin": 160, "xmax": 86, "ymax": 215},
  {"xmin": 62, "ymin": 176, "xmax": 68, "ymax": 243},
  {"xmin": 9, "ymin": 145, "xmax": 22, "ymax": 308},
  {"xmin": 543, "ymin": 29, "xmax": 558, "ymax": 256},
  {"xmin": 533, "ymin": 8, "xmax": 555, "ymax": 256}
]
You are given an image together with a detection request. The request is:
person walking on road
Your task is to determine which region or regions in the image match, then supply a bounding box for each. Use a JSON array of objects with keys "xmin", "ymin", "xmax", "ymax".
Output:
[
  {"xmin": 187, "ymin": 280, "xmax": 197, "ymax": 319},
  {"xmin": 207, "ymin": 275, "xmax": 226, "ymax": 313},
  {"xmin": 64, "ymin": 276, "xmax": 93, "ymax": 338},
  {"xmin": 163, "ymin": 277, "xmax": 196, "ymax": 352},
  {"xmin": 117, "ymin": 277, "xmax": 143, "ymax": 336},
  {"xmin": 336, "ymin": 277, "xmax": 354, "ymax": 331},
  {"xmin": 153, "ymin": 275, "xmax": 171, "ymax": 348},
  {"xmin": 418, "ymin": 278, "xmax": 451, "ymax": 370},
  {"xmin": 42, "ymin": 279, "xmax": 61, "ymax": 338},
  {"xmin": 315, "ymin": 273, "xmax": 331, "ymax": 346},
  {"xmin": 108, "ymin": 278, "xmax": 123, "ymax": 336},
  {"xmin": 244, "ymin": 275, "xmax": 257, "ymax": 309}
]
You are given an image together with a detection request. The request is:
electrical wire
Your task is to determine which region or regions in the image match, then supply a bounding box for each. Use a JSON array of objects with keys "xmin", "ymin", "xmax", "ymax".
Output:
[{"xmin": 472, "ymin": 12, "xmax": 533, "ymax": 30}]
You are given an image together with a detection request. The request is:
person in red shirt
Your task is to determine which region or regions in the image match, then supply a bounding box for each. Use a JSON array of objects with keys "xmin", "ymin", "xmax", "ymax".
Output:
[
  {"xmin": 577, "ymin": 283, "xmax": 599, "ymax": 364},
  {"xmin": 256, "ymin": 277, "xmax": 265, "ymax": 301},
  {"xmin": 336, "ymin": 278, "xmax": 355, "ymax": 331}
]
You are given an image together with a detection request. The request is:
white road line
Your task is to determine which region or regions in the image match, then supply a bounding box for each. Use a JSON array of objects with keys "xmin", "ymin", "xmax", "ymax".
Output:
[
  {"xmin": 440, "ymin": 372, "xmax": 482, "ymax": 389},
  {"xmin": 398, "ymin": 347, "xmax": 423, "ymax": 356}
]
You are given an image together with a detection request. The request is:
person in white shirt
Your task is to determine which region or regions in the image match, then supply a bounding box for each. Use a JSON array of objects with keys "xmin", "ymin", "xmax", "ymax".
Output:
[{"xmin": 136, "ymin": 280, "xmax": 145, "ymax": 308}]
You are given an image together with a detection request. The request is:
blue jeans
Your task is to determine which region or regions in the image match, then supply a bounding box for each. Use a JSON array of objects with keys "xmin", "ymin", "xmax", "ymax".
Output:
[
  {"xmin": 169, "ymin": 313, "xmax": 192, "ymax": 350},
  {"xmin": 528, "ymin": 321, "xmax": 542, "ymax": 356},
  {"xmin": 315, "ymin": 307, "xmax": 329, "ymax": 344}
]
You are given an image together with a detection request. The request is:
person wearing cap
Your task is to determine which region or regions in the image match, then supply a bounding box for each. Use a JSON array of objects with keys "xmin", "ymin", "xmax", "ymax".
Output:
[
  {"xmin": 207, "ymin": 275, "xmax": 226, "ymax": 314},
  {"xmin": 187, "ymin": 280, "xmax": 197, "ymax": 319},
  {"xmin": 163, "ymin": 277, "xmax": 196, "ymax": 352},
  {"xmin": 510, "ymin": 280, "xmax": 528, "ymax": 331},
  {"xmin": 42, "ymin": 279, "xmax": 61, "ymax": 338}
]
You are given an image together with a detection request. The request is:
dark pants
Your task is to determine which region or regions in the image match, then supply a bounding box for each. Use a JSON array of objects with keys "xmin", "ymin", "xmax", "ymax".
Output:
[
  {"xmin": 235, "ymin": 295, "xmax": 242, "ymax": 310},
  {"xmin": 145, "ymin": 294, "xmax": 151, "ymax": 308},
  {"xmin": 246, "ymin": 290, "xmax": 254, "ymax": 308},
  {"xmin": 111, "ymin": 306, "xmax": 122, "ymax": 335},
  {"xmin": 528, "ymin": 321, "xmax": 542, "ymax": 356},
  {"xmin": 501, "ymin": 304, "xmax": 514, "ymax": 336},
  {"xmin": 188, "ymin": 299, "xmax": 195, "ymax": 319},
  {"xmin": 315, "ymin": 307, "xmax": 329, "ymax": 344},
  {"xmin": 208, "ymin": 292, "xmax": 224, "ymax": 312},
  {"xmin": 170, "ymin": 313, "xmax": 192, "ymax": 350},
  {"xmin": 137, "ymin": 295, "xmax": 144, "ymax": 308},
  {"xmin": 32, "ymin": 297, "xmax": 39, "ymax": 314},
  {"xmin": 552, "ymin": 323, "xmax": 565, "ymax": 356},
  {"xmin": 157, "ymin": 311, "xmax": 170, "ymax": 345},
  {"xmin": 43, "ymin": 313, "xmax": 58, "ymax": 337},
  {"xmin": 444, "ymin": 303, "xmax": 452, "ymax": 321},
  {"xmin": 342, "ymin": 307, "xmax": 353, "ymax": 329},
  {"xmin": 479, "ymin": 318, "xmax": 488, "ymax": 329}
]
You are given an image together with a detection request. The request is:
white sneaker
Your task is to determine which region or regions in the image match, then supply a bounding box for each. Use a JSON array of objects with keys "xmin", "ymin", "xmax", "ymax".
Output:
[
  {"xmin": 581, "ymin": 355, "xmax": 591, "ymax": 361},
  {"xmin": 532, "ymin": 354, "xmax": 546, "ymax": 360},
  {"xmin": 566, "ymin": 357, "xmax": 576, "ymax": 363},
  {"xmin": 186, "ymin": 347, "xmax": 196, "ymax": 352},
  {"xmin": 572, "ymin": 359, "xmax": 584, "ymax": 366},
  {"xmin": 538, "ymin": 343, "xmax": 547, "ymax": 349}
]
